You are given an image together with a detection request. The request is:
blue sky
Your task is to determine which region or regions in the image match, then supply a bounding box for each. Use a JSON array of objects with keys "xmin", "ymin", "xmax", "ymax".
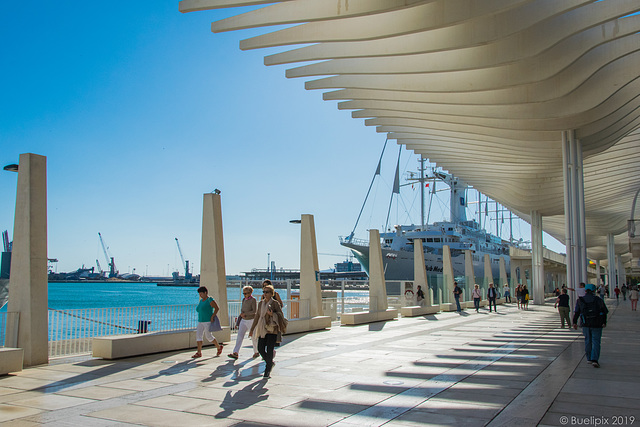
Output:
[{"xmin": 1, "ymin": 1, "xmax": 563, "ymax": 276}]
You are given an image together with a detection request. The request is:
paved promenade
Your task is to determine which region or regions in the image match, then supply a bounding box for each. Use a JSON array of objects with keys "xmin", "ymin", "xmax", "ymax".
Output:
[{"xmin": 1, "ymin": 298, "xmax": 638, "ymax": 426}]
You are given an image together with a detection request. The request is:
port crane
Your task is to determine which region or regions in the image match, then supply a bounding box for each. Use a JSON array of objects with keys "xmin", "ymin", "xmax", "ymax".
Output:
[
  {"xmin": 174, "ymin": 238, "xmax": 192, "ymax": 280},
  {"xmin": 98, "ymin": 232, "xmax": 118, "ymax": 278}
]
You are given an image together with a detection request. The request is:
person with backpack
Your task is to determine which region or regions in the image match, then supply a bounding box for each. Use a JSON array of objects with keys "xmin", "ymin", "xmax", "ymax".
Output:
[
  {"xmin": 573, "ymin": 283, "xmax": 609, "ymax": 368},
  {"xmin": 453, "ymin": 282, "xmax": 463, "ymax": 313}
]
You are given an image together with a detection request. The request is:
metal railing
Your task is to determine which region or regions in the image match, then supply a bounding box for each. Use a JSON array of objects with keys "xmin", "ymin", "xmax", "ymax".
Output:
[{"xmin": 48, "ymin": 304, "xmax": 197, "ymax": 357}]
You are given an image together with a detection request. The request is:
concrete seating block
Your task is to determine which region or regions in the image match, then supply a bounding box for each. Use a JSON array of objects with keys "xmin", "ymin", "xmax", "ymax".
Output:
[
  {"xmin": 0, "ymin": 348, "xmax": 23, "ymax": 375},
  {"xmin": 400, "ymin": 305, "xmax": 440, "ymax": 317},
  {"xmin": 284, "ymin": 316, "xmax": 332, "ymax": 335},
  {"xmin": 440, "ymin": 303, "xmax": 459, "ymax": 312},
  {"xmin": 93, "ymin": 327, "xmax": 230, "ymax": 360},
  {"xmin": 341, "ymin": 308, "xmax": 398, "ymax": 326}
]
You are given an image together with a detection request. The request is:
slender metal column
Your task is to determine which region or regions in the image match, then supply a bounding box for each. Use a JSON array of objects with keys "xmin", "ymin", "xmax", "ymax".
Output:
[
  {"xmin": 617, "ymin": 255, "xmax": 625, "ymax": 290},
  {"xmin": 607, "ymin": 233, "xmax": 616, "ymax": 289},
  {"xmin": 561, "ymin": 131, "xmax": 575, "ymax": 308},
  {"xmin": 576, "ymin": 140, "xmax": 588, "ymax": 284},
  {"xmin": 530, "ymin": 210, "xmax": 545, "ymax": 304}
]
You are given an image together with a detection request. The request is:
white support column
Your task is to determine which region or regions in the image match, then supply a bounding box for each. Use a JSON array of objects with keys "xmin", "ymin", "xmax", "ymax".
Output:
[
  {"xmin": 617, "ymin": 255, "xmax": 625, "ymax": 290},
  {"xmin": 368, "ymin": 229, "xmax": 388, "ymax": 312},
  {"xmin": 595, "ymin": 260, "xmax": 601, "ymax": 288},
  {"xmin": 413, "ymin": 239, "xmax": 430, "ymax": 305},
  {"xmin": 607, "ymin": 233, "xmax": 616, "ymax": 290},
  {"xmin": 200, "ymin": 193, "xmax": 229, "ymax": 328},
  {"xmin": 6, "ymin": 154, "xmax": 48, "ymax": 367},
  {"xmin": 530, "ymin": 210, "xmax": 545, "ymax": 305},
  {"xmin": 562, "ymin": 130, "xmax": 588, "ymax": 311},
  {"xmin": 300, "ymin": 214, "xmax": 323, "ymax": 317}
]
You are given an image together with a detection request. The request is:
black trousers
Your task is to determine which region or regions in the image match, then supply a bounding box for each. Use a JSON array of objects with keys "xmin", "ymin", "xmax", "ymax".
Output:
[
  {"xmin": 258, "ymin": 333, "xmax": 277, "ymax": 370},
  {"xmin": 488, "ymin": 297, "xmax": 497, "ymax": 312}
]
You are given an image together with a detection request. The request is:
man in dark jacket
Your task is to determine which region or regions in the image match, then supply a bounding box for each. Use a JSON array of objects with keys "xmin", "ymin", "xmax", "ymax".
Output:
[{"xmin": 573, "ymin": 283, "xmax": 608, "ymax": 368}]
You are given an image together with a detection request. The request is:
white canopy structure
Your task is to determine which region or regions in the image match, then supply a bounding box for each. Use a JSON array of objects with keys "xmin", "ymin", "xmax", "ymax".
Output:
[{"xmin": 179, "ymin": 0, "xmax": 640, "ymax": 291}]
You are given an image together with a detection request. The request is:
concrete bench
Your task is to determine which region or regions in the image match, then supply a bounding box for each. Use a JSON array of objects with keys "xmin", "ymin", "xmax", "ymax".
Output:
[
  {"xmin": 93, "ymin": 327, "xmax": 230, "ymax": 360},
  {"xmin": 341, "ymin": 308, "xmax": 398, "ymax": 326},
  {"xmin": 285, "ymin": 316, "xmax": 332, "ymax": 335},
  {"xmin": 0, "ymin": 348, "xmax": 23, "ymax": 375},
  {"xmin": 400, "ymin": 305, "xmax": 440, "ymax": 317}
]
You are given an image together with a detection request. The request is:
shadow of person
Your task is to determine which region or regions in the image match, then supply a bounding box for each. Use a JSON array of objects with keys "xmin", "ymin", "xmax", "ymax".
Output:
[
  {"xmin": 215, "ymin": 378, "xmax": 270, "ymax": 419},
  {"xmin": 143, "ymin": 359, "xmax": 200, "ymax": 380}
]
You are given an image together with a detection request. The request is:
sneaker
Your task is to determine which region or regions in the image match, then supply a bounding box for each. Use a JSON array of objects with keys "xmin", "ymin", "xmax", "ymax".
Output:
[
  {"xmin": 592, "ymin": 362, "xmax": 600, "ymax": 368},
  {"xmin": 586, "ymin": 360, "xmax": 593, "ymax": 364}
]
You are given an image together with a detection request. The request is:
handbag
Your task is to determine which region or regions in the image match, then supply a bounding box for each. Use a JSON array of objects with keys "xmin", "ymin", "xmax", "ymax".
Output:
[{"xmin": 209, "ymin": 315, "xmax": 222, "ymax": 332}]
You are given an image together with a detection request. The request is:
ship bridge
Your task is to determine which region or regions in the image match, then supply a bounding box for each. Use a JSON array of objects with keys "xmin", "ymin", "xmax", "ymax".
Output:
[{"xmin": 180, "ymin": 0, "xmax": 640, "ymax": 299}]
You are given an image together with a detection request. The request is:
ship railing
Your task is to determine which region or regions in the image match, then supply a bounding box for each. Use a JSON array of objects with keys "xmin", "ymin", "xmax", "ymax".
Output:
[{"xmin": 339, "ymin": 235, "xmax": 369, "ymax": 246}]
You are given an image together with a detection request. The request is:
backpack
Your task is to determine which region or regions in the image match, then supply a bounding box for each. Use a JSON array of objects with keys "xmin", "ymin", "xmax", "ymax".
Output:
[{"xmin": 578, "ymin": 297, "xmax": 605, "ymax": 327}]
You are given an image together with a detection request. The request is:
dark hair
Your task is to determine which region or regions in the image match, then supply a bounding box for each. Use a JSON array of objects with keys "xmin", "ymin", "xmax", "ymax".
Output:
[
  {"xmin": 197, "ymin": 286, "xmax": 208, "ymax": 293},
  {"xmin": 262, "ymin": 279, "xmax": 272, "ymax": 286}
]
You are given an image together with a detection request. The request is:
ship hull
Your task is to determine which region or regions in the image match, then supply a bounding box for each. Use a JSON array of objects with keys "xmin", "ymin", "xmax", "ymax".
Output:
[{"xmin": 341, "ymin": 241, "xmax": 505, "ymax": 284}]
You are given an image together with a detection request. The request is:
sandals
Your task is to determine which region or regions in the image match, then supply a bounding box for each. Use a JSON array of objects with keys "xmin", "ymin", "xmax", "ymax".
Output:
[
  {"xmin": 253, "ymin": 352, "xmax": 260, "ymax": 358},
  {"xmin": 191, "ymin": 353, "xmax": 202, "ymax": 359},
  {"xmin": 227, "ymin": 353, "xmax": 239, "ymax": 359},
  {"xmin": 216, "ymin": 344, "xmax": 224, "ymax": 357}
]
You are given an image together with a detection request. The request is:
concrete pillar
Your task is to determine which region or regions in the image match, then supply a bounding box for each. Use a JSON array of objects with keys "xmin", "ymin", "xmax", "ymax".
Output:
[
  {"xmin": 483, "ymin": 254, "xmax": 492, "ymax": 289},
  {"xmin": 499, "ymin": 257, "xmax": 508, "ymax": 287},
  {"xmin": 443, "ymin": 245, "xmax": 454, "ymax": 304},
  {"xmin": 464, "ymin": 249, "xmax": 475, "ymax": 294},
  {"xmin": 368, "ymin": 229, "xmax": 388, "ymax": 312},
  {"xmin": 510, "ymin": 259, "xmax": 518, "ymax": 288},
  {"xmin": 6, "ymin": 153, "xmax": 48, "ymax": 366},
  {"xmin": 595, "ymin": 260, "xmax": 601, "ymax": 288},
  {"xmin": 413, "ymin": 239, "xmax": 430, "ymax": 305},
  {"xmin": 530, "ymin": 210, "xmax": 545, "ymax": 305},
  {"xmin": 300, "ymin": 214, "xmax": 323, "ymax": 317},
  {"xmin": 200, "ymin": 193, "xmax": 228, "ymax": 327}
]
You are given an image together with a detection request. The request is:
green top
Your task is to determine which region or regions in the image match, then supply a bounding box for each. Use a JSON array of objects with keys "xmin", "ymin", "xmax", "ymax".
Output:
[{"xmin": 196, "ymin": 296, "xmax": 214, "ymax": 322}]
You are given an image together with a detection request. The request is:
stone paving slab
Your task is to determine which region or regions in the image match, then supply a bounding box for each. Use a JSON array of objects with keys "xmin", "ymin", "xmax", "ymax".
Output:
[{"xmin": 1, "ymin": 299, "xmax": 639, "ymax": 426}]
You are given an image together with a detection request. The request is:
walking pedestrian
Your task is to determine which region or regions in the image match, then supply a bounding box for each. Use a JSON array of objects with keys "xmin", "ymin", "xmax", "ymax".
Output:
[
  {"xmin": 472, "ymin": 284, "xmax": 481, "ymax": 312},
  {"xmin": 453, "ymin": 282, "xmax": 462, "ymax": 312},
  {"xmin": 555, "ymin": 288, "xmax": 571, "ymax": 328},
  {"xmin": 228, "ymin": 286, "xmax": 258, "ymax": 360},
  {"xmin": 573, "ymin": 284, "xmax": 608, "ymax": 368},
  {"xmin": 503, "ymin": 284, "xmax": 511, "ymax": 303},
  {"xmin": 629, "ymin": 286, "xmax": 639, "ymax": 311},
  {"xmin": 598, "ymin": 284, "xmax": 606, "ymax": 299},
  {"xmin": 487, "ymin": 283, "xmax": 498, "ymax": 312},
  {"xmin": 192, "ymin": 286, "xmax": 224, "ymax": 359},
  {"xmin": 516, "ymin": 284, "xmax": 522, "ymax": 309},
  {"xmin": 614, "ymin": 286, "xmax": 620, "ymax": 303},
  {"xmin": 621, "ymin": 284, "xmax": 628, "ymax": 301},
  {"xmin": 416, "ymin": 285, "xmax": 425, "ymax": 306},
  {"xmin": 249, "ymin": 284, "xmax": 287, "ymax": 378},
  {"xmin": 522, "ymin": 285, "xmax": 530, "ymax": 309}
]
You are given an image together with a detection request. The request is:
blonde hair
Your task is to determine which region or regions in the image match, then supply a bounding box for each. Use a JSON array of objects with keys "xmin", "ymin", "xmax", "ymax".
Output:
[
  {"xmin": 242, "ymin": 285, "xmax": 253, "ymax": 294},
  {"xmin": 262, "ymin": 284, "xmax": 275, "ymax": 294}
]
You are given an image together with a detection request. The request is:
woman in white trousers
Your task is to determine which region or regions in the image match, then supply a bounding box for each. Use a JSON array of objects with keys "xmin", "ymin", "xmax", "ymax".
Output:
[{"xmin": 228, "ymin": 286, "xmax": 258, "ymax": 359}]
